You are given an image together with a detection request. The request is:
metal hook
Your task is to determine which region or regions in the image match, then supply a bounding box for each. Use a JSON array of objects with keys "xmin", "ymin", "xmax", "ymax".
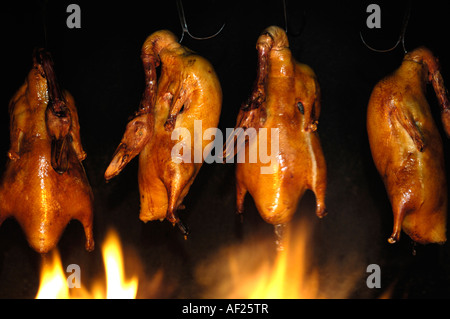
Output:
[
  {"xmin": 360, "ymin": 1, "xmax": 411, "ymax": 54},
  {"xmin": 176, "ymin": 0, "xmax": 226, "ymax": 43},
  {"xmin": 40, "ymin": 0, "xmax": 49, "ymax": 48},
  {"xmin": 282, "ymin": 0, "xmax": 305, "ymax": 37},
  {"xmin": 283, "ymin": 0, "xmax": 288, "ymax": 33}
]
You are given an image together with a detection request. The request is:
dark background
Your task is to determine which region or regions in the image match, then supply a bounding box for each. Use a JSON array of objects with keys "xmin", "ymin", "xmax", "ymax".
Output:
[{"xmin": 0, "ymin": 0, "xmax": 449, "ymax": 299}]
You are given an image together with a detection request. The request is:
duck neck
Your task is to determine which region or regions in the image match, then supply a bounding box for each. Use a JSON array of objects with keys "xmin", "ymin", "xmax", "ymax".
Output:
[
  {"xmin": 398, "ymin": 59, "xmax": 427, "ymax": 91},
  {"xmin": 268, "ymin": 48, "xmax": 295, "ymax": 78}
]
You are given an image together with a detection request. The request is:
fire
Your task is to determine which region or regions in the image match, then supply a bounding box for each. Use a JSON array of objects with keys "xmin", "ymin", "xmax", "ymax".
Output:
[
  {"xmin": 102, "ymin": 229, "xmax": 138, "ymax": 299},
  {"xmin": 228, "ymin": 222, "xmax": 322, "ymax": 299},
  {"xmin": 33, "ymin": 220, "xmax": 376, "ymax": 299},
  {"xmin": 35, "ymin": 250, "xmax": 69, "ymax": 299},
  {"xmin": 246, "ymin": 228, "xmax": 321, "ymax": 299},
  {"xmin": 196, "ymin": 218, "xmax": 354, "ymax": 299},
  {"xmin": 35, "ymin": 228, "xmax": 138, "ymax": 299}
]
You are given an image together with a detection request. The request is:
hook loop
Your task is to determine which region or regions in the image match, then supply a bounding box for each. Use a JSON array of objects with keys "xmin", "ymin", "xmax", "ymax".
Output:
[
  {"xmin": 176, "ymin": 0, "xmax": 226, "ymax": 43},
  {"xmin": 282, "ymin": 0, "xmax": 305, "ymax": 37},
  {"xmin": 360, "ymin": 1, "xmax": 411, "ymax": 54}
]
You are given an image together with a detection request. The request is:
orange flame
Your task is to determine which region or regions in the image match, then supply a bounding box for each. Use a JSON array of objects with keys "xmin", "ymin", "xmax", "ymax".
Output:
[
  {"xmin": 195, "ymin": 218, "xmax": 362, "ymax": 299},
  {"xmin": 246, "ymin": 228, "xmax": 321, "ymax": 299},
  {"xmin": 102, "ymin": 229, "xmax": 138, "ymax": 299},
  {"xmin": 35, "ymin": 250, "xmax": 70, "ymax": 299},
  {"xmin": 228, "ymin": 223, "xmax": 321, "ymax": 299},
  {"xmin": 35, "ymin": 229, "xmax": 138, "ymax": 299},
  {"xmin": 34, "ymin": 220, "xmax": 380, "ymax": 299}
]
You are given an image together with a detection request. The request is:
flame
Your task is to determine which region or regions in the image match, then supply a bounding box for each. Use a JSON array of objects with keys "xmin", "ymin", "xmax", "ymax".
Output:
[
  {"xmin": 33, "ymin": 221, "xmax": 387, "ymax": 299},
  {"xmin": 228, "ymin": 223, "xmax": 322, "ymax": 299},
  {"xmin": 35, "ymin": 250, "xmax": 69, "ymax": 299},
  {"xmin": 102, "ymin": 229, "xmax": 138, "ymax": 299},
  {"xmin": 196, "ymin": 219, "xmax": 354, "ymax": 299},
  {"xmin": 247, "ymin": 230, "xmax": 321, "ymax": 299},
  {"xmin": 35, "ymin": 228, "xmax": 138, "ymax": 299}
]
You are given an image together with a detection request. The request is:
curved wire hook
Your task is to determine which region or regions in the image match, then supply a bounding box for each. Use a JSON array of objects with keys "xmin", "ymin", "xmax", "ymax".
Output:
[
  {"xmin": 360, "ymin": 1, "xmax": 411, "ymax": 54},
  {"xmin": 40, "ymin": 0, "xmax": 49, "ymax": 48},
  {"xmin": 282, "ymin": 0, "xmax": 305, "ymax": 37},
  {"xmin": 176, "ymin": 0, "xmax": 226, "ymax": 43}
]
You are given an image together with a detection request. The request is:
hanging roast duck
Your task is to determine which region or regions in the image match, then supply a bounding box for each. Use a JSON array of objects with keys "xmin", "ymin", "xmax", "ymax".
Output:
[
  {"xmin": 367, "ymin": 46, "xmax": 450, "ymax": 244},
  {"xmin": 0, "ymin": 48, "xmax": 94, "ymax": 254},
  {"xmin": 223, "ymin": 26, "xmax": 327, "ymax": 247},
  {"xmin": 104, "ymin": 30, "xmax": 222, "ymax": 236}
]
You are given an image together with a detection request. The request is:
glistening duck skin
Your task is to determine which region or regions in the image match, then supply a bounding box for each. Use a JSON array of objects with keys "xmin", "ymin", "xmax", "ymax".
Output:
[
  {"xmin": 223, "ymin": 26, "xmax": 327, "ymax": 248},
  {"xmin": 0, "ymin": 49, "xmax": 94, "ymax": 254},
  {"xmin": 367, "ymin": 47, "xmax": 450, "ymax": 244},
  {"xmin": 105, "ymin": 30, "xmax": 222, "ymax": 236}
]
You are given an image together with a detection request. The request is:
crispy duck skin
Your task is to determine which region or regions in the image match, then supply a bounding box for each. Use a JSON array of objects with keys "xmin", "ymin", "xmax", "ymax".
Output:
[
  {"xmin": 0, "ymin": 49, "xmax": 94, "ymax": 254},
  {"xmin": 224, "ymin": 26, "xmax": 327, "ymax": 239},
  {"xmin": 105, "ymin": 30, "xmax": 222, "ymax": 235},
  {"xmin": 367, "ymin": 47, "xmax": 450, "ymax": 244}
]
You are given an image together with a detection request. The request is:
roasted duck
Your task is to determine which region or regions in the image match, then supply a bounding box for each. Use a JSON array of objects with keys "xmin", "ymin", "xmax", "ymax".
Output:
[
  {"xmin": 0, "ymin": 49, "xmax": 94, "ymax": 254},
  {"xmin": 104, "ymin": 30, "xmax": 222, "ymax": 236},
  {"xmin": 223, "ymin": 26, "xmax": 327, "ymax": 246},
  {"xmin": 367, "ymin": 46, "xmax": 450, "ymax": 244}
]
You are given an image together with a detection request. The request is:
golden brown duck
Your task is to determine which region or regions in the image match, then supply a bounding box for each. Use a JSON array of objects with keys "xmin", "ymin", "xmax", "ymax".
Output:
[
  {"xmin": 367, "ymin": 46, "xmax": 450, "ymax": 244},
  {"xmin": 104, "ymin": 30, "xmax": 222, "ymax": 236},
  {"xmin": 0, "ymin": 48, "xmax": 94, "ymax": 254},
  {"xmin": 223, "ymin": 26, "xmax": 327, "ymax": 246}
]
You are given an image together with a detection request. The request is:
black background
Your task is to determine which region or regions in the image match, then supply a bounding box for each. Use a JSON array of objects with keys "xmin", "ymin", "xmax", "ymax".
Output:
[{"xmin": 0, "ymin": 0, "xmax": 450, "ymax": 300}]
